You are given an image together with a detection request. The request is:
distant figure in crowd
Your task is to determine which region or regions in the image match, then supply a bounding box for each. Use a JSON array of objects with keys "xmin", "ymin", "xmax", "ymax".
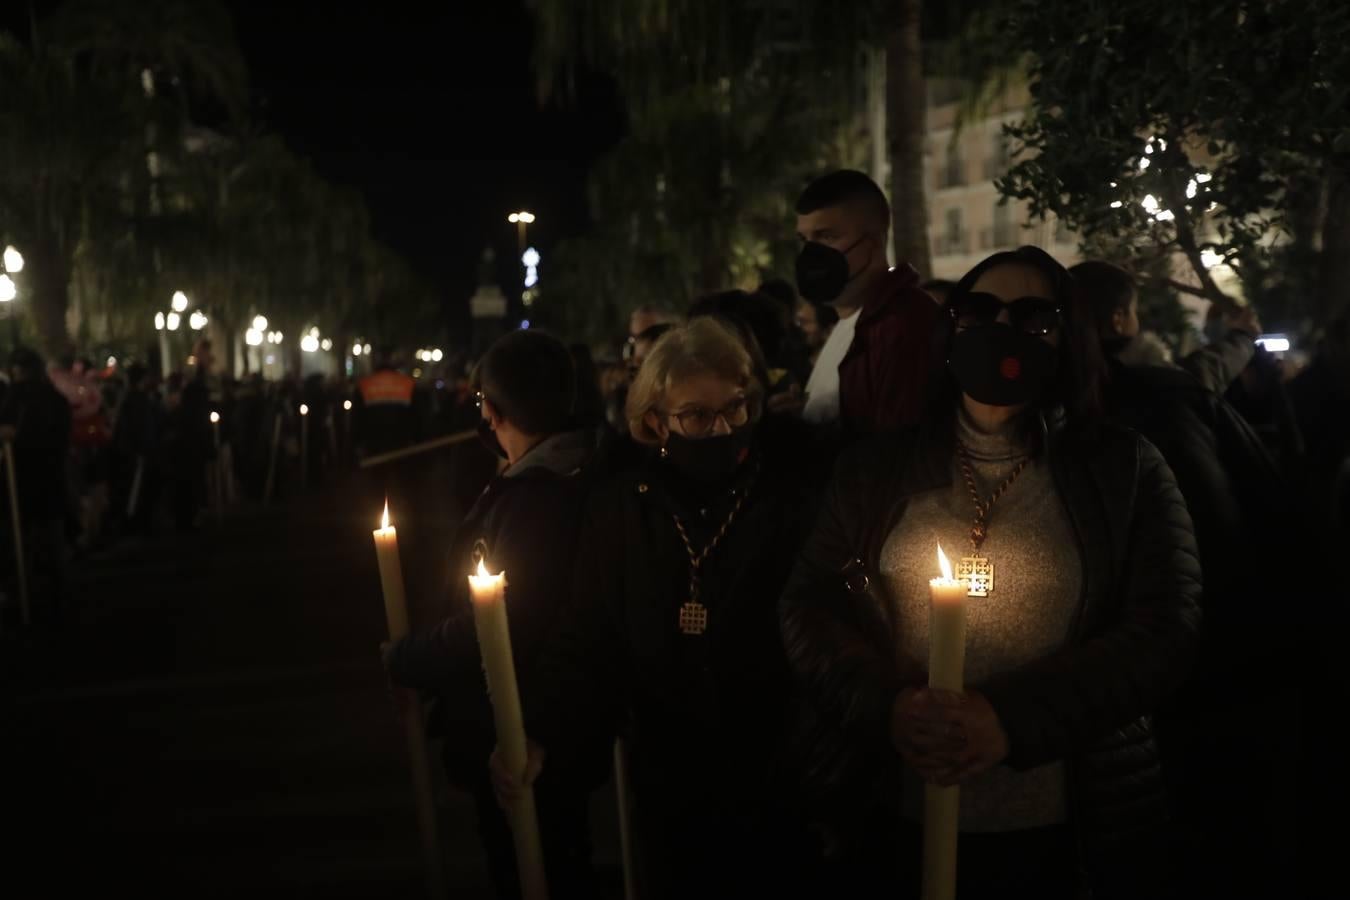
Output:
[
  {"xmin": 1074, "ymin": 259, "xmax": 1259, "ymax": 394},
  {"xmin": 497, "ymin": 318, "xmax": 829, "ymax": 899},
  {"xmin": 628, "ymin": 304, "xmax": 679, "ymax": 343},
  {"xmin": 111, "ymin": 364, "xmax": 164, "ymax": 535},
  {"xmin": 794, "ymin": 169, "xmax": 938, "ymax": 434},
  {"xmin": 1077, "ymin": 259, "xmax": 1294, "ymax": 899},
  {"xmin": 781, "ymin": 247, "xmax": 1201, "ymax": 899},
  {"xmin": 356, "ymin": 351, "xmax": 418, "ymax": 459},
  {"xmin": 383, "ymin": 330, "xmax": 601, "ymax": 899},
  {"xmin": 796, "ymin": 298, "xmax": 839, "ymax": 367},
  {"xmin": 0, "ymin": 347, "xmax": 74, "ymax": 622}
]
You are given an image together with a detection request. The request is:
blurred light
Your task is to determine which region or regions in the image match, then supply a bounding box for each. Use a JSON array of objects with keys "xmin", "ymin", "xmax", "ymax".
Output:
[
  {"xmin": 519, "ymin": 212, "xmax": 535, "ymax": 224},
  {"xmin": 509, "ymin": 211, "xmax": 536, "ymax": 224},
  {"xmin": 300, "ymin": 334, "xmax": 319, "ymax": 353},
  {"xmin": 1186, "ymin": 180, "xmax": 1198, "ymax": 200},
  {"xmin": 245, "ymin": 328, "xmax": 263, "ymax": 346},
  {"xmin": 1142, "ymin": 195, "xmax": 1160, "ymax": 214},
  {"xmin": 1138, "ymin": 156, "xmax": 1151, "ymax": 171},
  {"xmin": 210, "ymin": 411, "xmax": 220, "ymax": 424},
  {"xmin": 1200, "ymin": 248, "xmax": 1227, "ymax": 269},
  {"xmin": 363, "ymin": 343, "xmax": 371, "ymax": 355},
  {"xmin": 166, "ymin": 311, "xmax": 181, "ymax": 331},
  {"xmin": 1255, "ymin": 334, "xmax": 1290, "ymax": 353},
  {"xmin": 299, "ymin": 404, "xmax": 309, "ymax": 416},
  {"xmin": 414, "ymin": 349, "xmax": 425, "ymax": 361},
  {"xmin": 522, "ymin": 247, "xmax": 540, "ymax": 267},
  {"xmin": 412, "ymin": 367, "xmax": 423, "ymax": 378},
  {"xmin": 106, "ymin": 356, "xmax": 117, "ymax": 368},
  {"xmin": 189, "ymin": 310, "xmax": 208, "ymax": 330},
  {"xmin": 435, "ymin": 380, "xmax": 445, "ymax": 389},
  {"xmin": 520, "ymin": 319, "xmax": 531, "ymax": 330},
  {"xmin": 308, "ymin": 325, "xmax": 320, "ymax": 338},
  {"xmin": 3, "ymin": 245, "xmax": 23, "ymax": 272},
  {"xmin": 524, "ymin": 269, "xmax": 538, "ymax": 288},
  {"xmin": 274, "ymin": 330, "xmax": 283, "ymax": 343},
  {"xmin": 508, "ymin": 213, "xmax": 519, "ymax": 223},
  {"xmin": 343, "ymin": 400, "xmax": 353, "ymax": 411},
  {"xmin": 1110, "ymin": 201, "xmax": 1124, "ymax": 209},
  {"xmin": 320, "ymin": 338, "xmax": 333, "ymax": 351},
  {"xmin": 186, "ymin": 355, "xmax": 197, "ymax": 367},
  {"xmin": 171, "ymin": 291, "xmax": 189, "ymax": 312},
  {"xmin": 0, "ymin": 274, "xmax": 15, "ymax": 303},
  {"xmin": 352, "ymin": 343, "xmax": 363, "ymax": 356},
  {"xmin": 1154, "ymin": 209, "xmax": 1175, "ymax": 223},
  {"xmin": 252, "ymin": 315, "xmax": 268, "ymax": 331},
  {"xmin": 1196, "ymin": 172, "xmax": 1213, "ymax": 184},
  {"xmin": 265, "ymin": 354, "xmax": 275, "ymax": 365},
  {"xmin": 431, "ymin": 348, "xmax": 443, "ymax": 362}
]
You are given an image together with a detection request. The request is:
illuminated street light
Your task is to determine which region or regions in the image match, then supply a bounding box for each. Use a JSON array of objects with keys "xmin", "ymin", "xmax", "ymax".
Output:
[
  {"xmin": 166, "ymin": 311, "xmax": 181, "ymax": 331},
  {"xmin": 299, "ymin": 404, "xmax": 309, "ymax": 416},
  {"xmin": 352, "ymin": 343, "xmax": 363, "ymax": 356},
  {"xmin": 210, "ymin": 411, "xmax": 221, "ymax": 424},
  {"xmin": 252, "ymin": 314, "xmax": 269, "ymax": 332},
  {"xmin": 107, "ymin": 356, "xmax": 117, "ymax": 368},
  {"xmin": 431, "ymin": 348, "xmax": 443, "ymax": 362},
  {"xmin": 320, "ymin": 338, "xmax": 333, "ymax": 351},
  {"xmin": 301, "ymin": 334, "xmax": 320, "ymax": 353},
  {"xmin": 414, "ymin": 349, "xmax": 426, "ymax": 361},
  {"xmin": 189, "ymin": 310, "xmax": 208, "ymax": 330},
  {"xmin": 3, "ymin": 245, "xmax": 23, "ymax": 272},
  {"xmin": 509, "ymin": 210, "xmax": 536, "ymax": 254},
  {"xmin": 343, "ymin": 400, "xmax": 353, "ymax": 411},
  {"xmin": 0, "ymin": 274, "xmax": 15, "ymax": 303},
  {"xmin": 171, "ymin": 291, "xmax": 189, "ymax": 313},
  {"xmin": 154, "ymin": 311, "xmax": 166, "ymax": 331},
  {"xmin": 363, "ymin": 343, "xmax": 371, "ymax": 355},
  {"xmin": 245, "ymin": 328, "xmax": 263, "ymax": 346}
]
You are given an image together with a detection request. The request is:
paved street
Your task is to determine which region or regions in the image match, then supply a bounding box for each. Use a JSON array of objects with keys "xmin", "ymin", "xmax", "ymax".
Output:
[{"xmin": 2, "ymin": 447, "xmax": 618, "ymax": 898}]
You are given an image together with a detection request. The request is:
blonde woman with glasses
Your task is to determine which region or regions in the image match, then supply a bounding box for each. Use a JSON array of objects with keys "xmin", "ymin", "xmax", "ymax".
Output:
[{"xmin": 493, "ymin": 316, "xmax": 830, "ymax": 899}]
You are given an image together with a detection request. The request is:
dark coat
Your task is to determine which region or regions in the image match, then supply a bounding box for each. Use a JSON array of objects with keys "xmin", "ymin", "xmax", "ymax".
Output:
[
  {"xmin": 838, "ymin": 265, "xmax": 939, "ymax": 435},
  {"xmin": 0, "ymin": 376, "xmax": 73, "ymax": 522},
  {"xmin": 384, "ymin": 430, "xmax": 597, "ymax": 787},
  {"xmin": 527, "ymin": 416, "xmax": 832, "ymax": 897},
  {"xmin": 779, "ymin": 412, "xmax": 1202, "ymax": 872}
]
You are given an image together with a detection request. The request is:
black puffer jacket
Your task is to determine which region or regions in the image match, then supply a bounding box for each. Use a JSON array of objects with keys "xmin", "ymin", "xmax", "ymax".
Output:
[{"xmin": 779, "ymin": 412, "xmax": 1202, "ymax": 867}]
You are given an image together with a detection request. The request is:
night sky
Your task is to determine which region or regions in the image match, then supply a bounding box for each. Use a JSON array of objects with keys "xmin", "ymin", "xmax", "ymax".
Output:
[{"xmin": 227, "ymin": 1, "xmax": 625, "ymax": 318}]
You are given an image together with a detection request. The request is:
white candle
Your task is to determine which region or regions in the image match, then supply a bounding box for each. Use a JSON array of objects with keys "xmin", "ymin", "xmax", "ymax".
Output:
[
  {"xmin": 469, "ymin": 554, "xmax": 549, "ymax": 900},
  {"xmin": 922, "ymin": 544, "xmax": 968, "ymax": 900},
  {"xmin": 372, "ymin": 502, "xmax": 447, "ymax": 898}
]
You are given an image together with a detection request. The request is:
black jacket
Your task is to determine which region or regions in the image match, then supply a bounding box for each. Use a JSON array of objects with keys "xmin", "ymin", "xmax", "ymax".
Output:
[
  {"xmin": 779, "ymin": 412, "xmax": 1202, "ymax": 864},
  {"xmin": 384, "ymin": 429, "xmax": 597, "ymax": 786},
  {"xmin": 0, "ymin": 376, "xmax": 73, "ymax": 521},
  {"xmin": 527, "ymin": 417, "xmax": 832, "ymax": 895}
]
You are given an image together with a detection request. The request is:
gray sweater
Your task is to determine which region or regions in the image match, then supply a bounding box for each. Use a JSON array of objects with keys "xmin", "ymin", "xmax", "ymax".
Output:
[{"xmin": 881, "ymin": 408, "xmax": 1083, "ymax": 832}]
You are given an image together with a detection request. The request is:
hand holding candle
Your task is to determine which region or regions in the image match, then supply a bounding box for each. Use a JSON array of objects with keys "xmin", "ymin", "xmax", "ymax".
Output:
[
  {"xmin": 469, "ymin": 547, "xmax": 549, "ymax": 900},
  {"xmin": 922, "ymin": 544, "xmax": 968, "ymax": 900}
]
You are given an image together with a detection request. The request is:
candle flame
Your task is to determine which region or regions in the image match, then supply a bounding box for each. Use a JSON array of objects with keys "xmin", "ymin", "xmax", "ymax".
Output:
[
  {"xmin": 380, "ymin": 500, "xmax": 390, "ymax": 531},
  {"xmin": 476, "ymin": 557, "xmax": 490, "ymax": 578},
  {"xmin": 937, "ymin": 543, "xmax": 953, "ymax": 581}
]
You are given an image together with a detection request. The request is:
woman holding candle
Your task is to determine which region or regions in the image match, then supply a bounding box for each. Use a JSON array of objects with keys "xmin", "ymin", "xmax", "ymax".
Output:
[
  {"xmin": 493, "ymin": 317, "xmax": 830, "ymax": 899},
  {"xmin": 779, "ymin": 246, "xmax": 1202, "ymax": 899}
]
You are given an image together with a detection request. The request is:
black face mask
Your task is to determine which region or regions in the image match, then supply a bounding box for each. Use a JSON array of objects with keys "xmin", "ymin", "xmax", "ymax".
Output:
[
  {"xmin": 664, "ymin": 427, "xmax": 753, "ymax": 484},
  {"xmin": 795, "ymin": 236, "xmax": 869, "ymax": 304},
  {"xmin": 476, "ymin": 418, "xmax": 508, "ymax": 459},
  {"xmin": 949, "ymin": 324, "xmax": 1059, "ymax": 407}
]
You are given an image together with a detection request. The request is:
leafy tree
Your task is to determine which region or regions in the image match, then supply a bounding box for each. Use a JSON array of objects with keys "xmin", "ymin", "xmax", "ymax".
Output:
[{"xmin": 997, "ymin": 0, "xmax": 1350, "ymax": 327}]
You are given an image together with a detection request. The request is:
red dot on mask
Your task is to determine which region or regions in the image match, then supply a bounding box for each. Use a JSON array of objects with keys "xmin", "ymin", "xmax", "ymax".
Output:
[{"xmin": 999, "ymin": 357, "xmax": 1022, "ymax": 380}]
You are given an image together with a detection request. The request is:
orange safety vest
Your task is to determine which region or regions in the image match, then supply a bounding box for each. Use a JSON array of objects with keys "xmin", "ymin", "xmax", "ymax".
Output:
[{"xmin": 359, "ymin": 369, "xmax": 415, "ymax": 406}]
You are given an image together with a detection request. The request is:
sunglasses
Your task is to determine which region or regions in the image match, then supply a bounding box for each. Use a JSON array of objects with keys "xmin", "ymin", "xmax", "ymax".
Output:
[{"xmin": 948, "ymin": 292, "xmax": 1064, "ymax": 336}]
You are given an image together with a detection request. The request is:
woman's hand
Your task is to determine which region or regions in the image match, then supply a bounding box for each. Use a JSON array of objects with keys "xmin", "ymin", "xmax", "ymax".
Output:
[
  {"xmin": 923, "ymin": 690, "xmax": 1011, "ymax": 786},
  {"xmin": 489, "ymin": 740, "xmax": 547, "ymax": 811},
  {"xmin": 891, "ymin": 687, "xmax": 966, "ymax": 780}
]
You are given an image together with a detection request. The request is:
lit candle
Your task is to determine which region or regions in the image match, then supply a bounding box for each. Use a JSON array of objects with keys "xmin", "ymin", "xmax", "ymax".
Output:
[
  {"xmin": 209, "ymin": 412, "xmax": 223, "ymax": 519},
  {"xmin": 923, "ymin": 544, "xmax": 968, "ymax": 900},
  {"xmin": 299, "ymin": 403, "xmax": 310, "ymax": 488},
  {"xmin": 372, "ymin": 502, "xmax": 447, "ymax": 898},
  {"xmin": 469, "ymin": 551, "xmax": 548, "ymax": 900}
]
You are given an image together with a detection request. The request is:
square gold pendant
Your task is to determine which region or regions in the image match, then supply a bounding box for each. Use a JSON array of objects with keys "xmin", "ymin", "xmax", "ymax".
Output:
[
  {"xmin": 957, "ymin": 556, "xmax": 994, "ymax": 598},
  {"xmin": 679, "ymin": 601, "xmax": 709, "ymax": 635}
]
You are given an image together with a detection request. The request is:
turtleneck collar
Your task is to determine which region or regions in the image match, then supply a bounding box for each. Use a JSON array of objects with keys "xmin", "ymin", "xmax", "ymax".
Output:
[{"xmin": 955, "ymin": 403, "xmax": 1032, "ymax": 463}]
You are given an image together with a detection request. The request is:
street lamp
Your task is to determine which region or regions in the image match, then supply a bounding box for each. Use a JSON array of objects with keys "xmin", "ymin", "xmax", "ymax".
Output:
[
  {"xmin": 0, "ymin": 274, "xmax": 15, "ymax": 303},
  {"xmin": 252, "ymin": 314, "xmax": 269, "ymax": 332},
  {"xmin": 3, "ymin": 246, "xmax": 23, "ymax": 273},
  {"xmin": 189, "ymin": 310, "xmax": 208, "ymax": 331},
  {"xmin": 154, "ymin": 311, "xmax": 166, "ymax": 331},
  {"xmin": 171, "ymin": 291, "xmax": 189, "ymax": 313},
  {"xmin": 508, "ymin": 210, "xmax": 536, "ymax": 254},
  {"xmin": 166, "ymin": 311, "xmax": 181, "ymax": 331}
]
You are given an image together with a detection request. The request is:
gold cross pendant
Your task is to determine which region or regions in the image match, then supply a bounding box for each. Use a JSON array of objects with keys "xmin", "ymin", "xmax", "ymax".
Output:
[
  {"xmin": 957, "ymin": 555, "xmax": 994, "ymax": 598},
  {"xmin": 678, "ymin": 600, "xmax": 709, "ymax": 635}
]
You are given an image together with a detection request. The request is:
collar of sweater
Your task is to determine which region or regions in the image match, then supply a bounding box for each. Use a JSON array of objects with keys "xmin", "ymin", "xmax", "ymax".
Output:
[{"xmin": 504, "ymin": 428, "xmax": 595, "ymax": 478}]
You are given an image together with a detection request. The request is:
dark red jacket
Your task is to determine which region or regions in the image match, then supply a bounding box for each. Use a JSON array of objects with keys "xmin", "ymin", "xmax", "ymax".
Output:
[{"xmin": 838, "ymin": 264, "xmax": 939, "ymax": 435}]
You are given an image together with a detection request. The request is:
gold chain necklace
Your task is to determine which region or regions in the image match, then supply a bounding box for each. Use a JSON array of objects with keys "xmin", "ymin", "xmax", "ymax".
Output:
[
  {"xmin": 953, "ymin": 439, "xmax": 1030, "ymax": 598},
  {"xmin": 671, "ymin": 475, "xmax": 755, "ymax": 635}
]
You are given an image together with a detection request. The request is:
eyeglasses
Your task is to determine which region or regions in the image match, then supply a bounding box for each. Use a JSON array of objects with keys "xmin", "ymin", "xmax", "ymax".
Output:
[
  {"xmin": 949, "ymin": 292, "xmax": 1064, "ymax": 336},
  {"xmin": 660, "ymin": 396, "xmax": 750, "ymax": 437}
]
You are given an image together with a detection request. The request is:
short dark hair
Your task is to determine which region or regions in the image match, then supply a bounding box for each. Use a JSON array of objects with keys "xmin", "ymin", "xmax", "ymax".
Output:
[
  {"xmin": 688, "ymin": 289, "xmax": 784, "ymax": 376},
  {"xmin": 1069, "ymin": 260, "xmax": 1137, "ymax": 340},
  {"xmin": 795, "ymin": 170, "xmax": 890, "ymax": 233},
  {"xmin": 933, "ymin": 246, "xmax": 1106, "ymax": 427},
  {"xmin": 475, "ymin": 329, "xmax": 577, "ymax": 436}
]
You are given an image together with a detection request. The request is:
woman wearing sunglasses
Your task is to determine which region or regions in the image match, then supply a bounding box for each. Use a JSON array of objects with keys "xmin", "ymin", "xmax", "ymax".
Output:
[
  {"xmin": 780, "ymin": 246, "xmax": 1201, "ymax": 898},
  {"xmin": 494, "ymin": 316, "xmax": 826, "ymax": 898}
]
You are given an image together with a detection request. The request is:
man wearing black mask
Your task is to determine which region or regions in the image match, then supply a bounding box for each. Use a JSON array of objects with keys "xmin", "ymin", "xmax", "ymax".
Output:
[
  {"xmin": 795, "ymin": 170, "xmax": 938, "ymax": 434},
  {"xmin": 382, "ymin": 329, "xmax": 602, "ymax": 899}
]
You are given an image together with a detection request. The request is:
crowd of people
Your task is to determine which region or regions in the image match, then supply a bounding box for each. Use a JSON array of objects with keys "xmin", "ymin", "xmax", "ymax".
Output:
[
  {"xmin": 382, "ymin": 170, "xmax": 1345, "ymax": 899},
  {"xmin": 3, "ymin": 167, "xmax": 1346, "ymax": 898},
  {"xmin": 0, "ymin": 336, "xmax": 482, "ymax": 625}
]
